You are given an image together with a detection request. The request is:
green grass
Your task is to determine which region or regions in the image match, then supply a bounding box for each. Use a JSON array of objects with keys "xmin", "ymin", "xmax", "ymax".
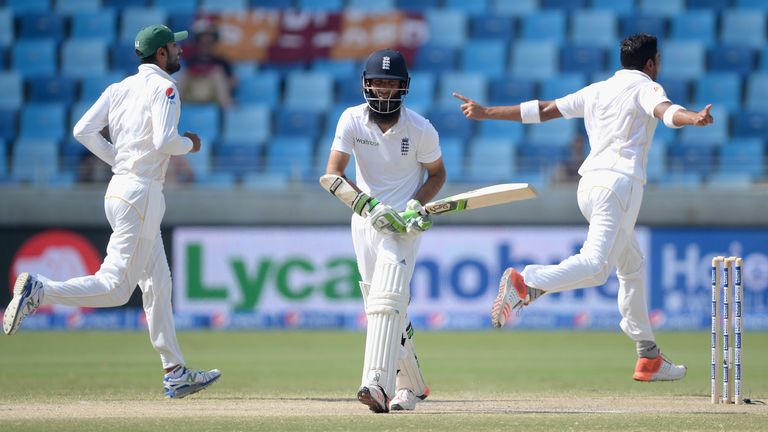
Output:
[{"xmin": 1, "ymin": 331, "xmax": 766, "ymax": 431}]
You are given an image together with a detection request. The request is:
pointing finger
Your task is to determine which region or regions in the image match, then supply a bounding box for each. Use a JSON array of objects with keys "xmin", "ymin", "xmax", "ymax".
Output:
[{"xmin": 452, "ymin": 92, "xmax": 472, "ymax": 103}]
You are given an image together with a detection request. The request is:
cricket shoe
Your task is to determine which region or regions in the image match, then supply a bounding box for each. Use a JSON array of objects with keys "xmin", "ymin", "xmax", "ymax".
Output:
[
  {"xmin": 633, "ymin": 354, "xmax": 687, "ymax": 382},
  {"xmin": 164, "ymin": 366, "xmax": 222, "ymax": 398},
  {"xmin": 3, "ymin": 272, "xmax": 44, "ymax": 335},
  {"xmin": 389, "ymin": 389, "xmax": 422, "ymax": 411},
  {"xmin": 357, "ymin": 385, "xmax": 389, "ymax": 413},
  {"xmin": 491, "ymin": 268, "xmax": 545, "ymax": 328}
]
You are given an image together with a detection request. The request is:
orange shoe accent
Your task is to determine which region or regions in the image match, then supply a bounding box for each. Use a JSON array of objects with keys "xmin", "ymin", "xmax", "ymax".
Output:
[
  {"xmin": 633, "ymin": 356, "xmax": 662, "ymax": 381},
  {"xmin": 419, "ymin": 386, "xmax": 430, "ymax": 400}
]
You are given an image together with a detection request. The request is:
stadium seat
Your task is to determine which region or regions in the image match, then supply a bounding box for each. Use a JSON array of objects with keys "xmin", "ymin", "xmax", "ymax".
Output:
[
  {"xmin": 154, "ymin": 0, "xmax": 200, "ymax": 13},
  {"xmin": 56, "ymin": 0, "xmax": 102, "ymax": 14},
  {"xmin": 438, "ymin": 72, "xmax": 487, "ymax": 107},
  {"xmin": 103, "ymin": 0, "xmax": 150, "ymax": 8},
  {"xmin": 60, "ymin": 136, "xmax": 90, "ymax": 174},
  {"xmin": 17, "ymin": 12, "xmax": 65, "ymax": 39},
  {"xmin": 671, "ymin": 10, "xmax": 715, "ymax": 46},
  {"xmin": 12, "ymin": 39, "xmax": 57, "ymax": 78},
  {"xmin": 19, "ymin": 103, "xmax": 65, "ymax": 141},
  {"xmin": 345, "ymin": 0, "xmax": 395, "ymax": 11},
  {"xmin": 6, "ymin": 0, "xmax": 49, "ymax": 13},
  {"xmin": 660, "ymin": 42, "xmax": 705, "ymax": 80},
  {"xmin": 745, "ymin": 73, "xmax": 768, "ymax": 110},
  {"xmin": 708, "ymin": 45, "xmax": 756, "ymax": 76},
  {"xmin": 110, "ymin": 41, "xmax": 141, "ymax": 75},
  {"xmin": 687, "ymin": 0, "xmax": 731, "ymax": 11},
  {"xmin": 300, "ymin": 0, "xmax": 345, "ymax": 10},
  {"xmin": 619, "ymin": 15, "xmax": 665, "ymax": 39},
  {"xmin": 195, "ymin": 171, "xmax": 237, "ymax": 188},
  {"xmin": 571, "ymin": 10, "xmax": 617, "ymax": 48},
  {"xmin": 62, "ymin": 40, "xmax": 108, "ymax": 78},
  {"xmin": 465, "ymin": 138, "xmax": 516, "ymax": 182},
  {"xmin": 405, "ymin": 72, "xmax": 435, "ymax": 113},
  {"xmin": 521, "ymin": 11, "xmax": 566, "ymax": 43},
  {"xmin": 222, "ymin": 105, "xmax": 271, "ymax": 144},
  {"xmin": 264, "ymin": 136, "xmax": 315, "ymax": 180},
  {"xmin": 735, "ymin": 0, "xmax": 768, "ymax": 11},
  {"xmin": 425, "ymin": 9, "xmax": 468, "ymax": 48},
  {"xmin": 199, "ymin": 0, "xmax": 248, "ymax": 12},
  {"xmin": 445, "ymin": 0, "xmax": 489, "ymax": 15},
  {"xmin": 706, "ymin": 172, "xmax": 754, "ymax": 188},
  {"xmin": 429, "ymin": 108, "xmax": 474, "ymax": 142},
  {"xmin": 0, "ymin": 109, "xmax": 17, "ymax": 143},
  {"xmin": 185, "ymin": 135, "xmax": 213, "ymax": 179},
  {"xmin": 539, "ymin": 73, "xmax": 586, "ymax": 100},
  {"xmin": 526, "ymin": 119, "xmax": 576, "ymax": 142},
  {"xmin": 721, "ymin": 10, "xmax": 766, "ymax": 49},
  {"xmin": 658, "ymin": 78, "xmax": 691, "ymax": 106},
  {"xmin": 215, "ymin": 141, "xmax": 262, "ymax": 179},
  {"xmin": 415, "ymin": 45, "xmax": 457, "ymax": 72},
  {"xmin": 168, "ymin": 11, "xmax": 196, "ymax": 32},
  {"xmin": 80, "ymin": 72, "xmax": 127, "ymax": 103},
  {"xmin": 638, "ymin": 0, "xmax": 684, "ymax": 17},
  {"xmin": 461, "ymin": 39, "xmax": 507, "ymax": 79},
  {"xmin": 646, "ymin": 139, "xmax": 667, "ymax": 183},
  {"xmin": 29, "ymin": 76, "xmax": 77, "ymax": 105},
  {"xmin": 492, "ymin": 0, "xmax": 537, "ymax": 16},
  {"xmin": 249, "ymin": 0, "xmax": 294, "ymax": 8},
  {"xmin": 284, "ymin": 72, "xmax": 333, "ymax": 112},
  {"xmin": 518, "ymin": 140, "xmax": 570, "ymax": 174},
  {"xmin": 668, "ymin": 141, "xmax": 716, "ymax": 176},
  {"xmin": 694, "ymin": 73, "xmax": 741, "ymax": 111},
  {"xmin": 311, "ymin": 59, "xmax": 357, "ymax": 78},
  {"xmin": 477, "ymin": 120, "xmax": 524, "ymax": 142},
  {"xmin": 241, "ymin": 172, "xmax": 290, "ymax": 189},
  {"xmin": 679, "ymin": 106, "xmax": 729, "ymax": 144},
  {"xmin": 653, "ymin": 172, "xmax": 702, "ymax": 187},
  {"xmin": 275, "ymin": 109, "xmax": 322, "ymax": 140},
  {"xmin": 335, "ymin": 75, "xmax": 364, "ymax": 106},
  {"xmin": 0, "ymin": 139, "xmax": 7, "ymax": 180},
  {"xmin": 718, "ymin": 138, "xmax": 765, "ymax": 178},
  {"xmin": 541, "ymin": 0, "xmax": 586, "ymax": 11},
  {"xmin": 0, "ymin": 9, "xmax": 12, "ymax": 46},
  {"xmin": 511, "ymin": 41, "xmax": 558, "ymax": 80},
  {"xmin": 591, "ymin": 0, "xmax": 633, "ymax": 14},
  {"xmin": 119, "ymin": 8, "xmax": 168, "ymax": 42},
  {"xmin": 71, "ymin": 10, "xmax": 117, "ymax": 44},
  {"xmin": 733, "ymin": 111, "xmax": 768, "ymax": 140},
  {"xmin": 236, "ymin": 71, "xmax": 281, "ymax": 107},
  {"xmin": 469, "ymin": 15, "xmax": 514, "ymax": 40},
  {"xmin": 489, "ymin": 76, "xmax": 535, "ymax": 104},
  {"xmin": 561, "ymin": 45, "xmax": 605, "ymax": 75},
  {"xmin": 0, "ymin": 72, "xmax": 23, "ymax": 109},
  {"xmin": 440, "ymin": 138, "xmax": 465, "ymax": 179},
  {"xmin": 179, "ymin": 104, "xmax": 220, "ymax": 141},
  {"xmin": 10, "ymin": 138, "xmax": 59, "ymax": 184}
]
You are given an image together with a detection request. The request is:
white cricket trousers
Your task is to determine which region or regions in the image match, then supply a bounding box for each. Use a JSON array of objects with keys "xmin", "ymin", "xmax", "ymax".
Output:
[
  {"xmin": 521, "ymin": 170, "xmax": 655, "ymax": 342},
  {"xmin": 40, "ymin": 174, "xmax": 185, "ymax": 368}
]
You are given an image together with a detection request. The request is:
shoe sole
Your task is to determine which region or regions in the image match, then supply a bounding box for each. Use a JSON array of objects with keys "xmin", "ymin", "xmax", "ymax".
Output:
[
  {"xmin": 357, "ymin": 387, "xmax": 388, "ymax": 413},
  {"xmin": 491, "ymin": 269, "xmax": 514, "ymax": 329},
  {"xmin": 166, "ymin": 374, "xmax": 222, "ymax": 399},
  {"xmin": 389, "ymin": 403, "xmax": 413, "ymax": 411},
  {"xmin": 3, "ymin": 273, "xmax": 31, "ymax": 336}
]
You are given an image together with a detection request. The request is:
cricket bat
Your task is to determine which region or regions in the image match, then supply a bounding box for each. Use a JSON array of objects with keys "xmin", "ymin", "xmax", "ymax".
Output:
[{"xmin": 401, "ymin": 183, "xmax": 537, "ymax": 220}]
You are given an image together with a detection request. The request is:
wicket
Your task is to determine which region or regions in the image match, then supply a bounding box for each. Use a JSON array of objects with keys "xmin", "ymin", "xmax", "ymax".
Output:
[{"xmin": 711, "ymin": 256, "xmax": 744, "ymax": 405}]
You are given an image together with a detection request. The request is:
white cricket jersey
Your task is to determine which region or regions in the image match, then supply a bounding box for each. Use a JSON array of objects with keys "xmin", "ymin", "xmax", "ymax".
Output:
[
  {"xmin": 331, "ymin": 104, "xmax": 441, "ymax": 210},
  {"xmin": 555, "ymin": 69, "xmax": 670, "ymax": 183},
  {"xmin": 73, "ymin": 64, "xmax": 193, "ymax": 182}
]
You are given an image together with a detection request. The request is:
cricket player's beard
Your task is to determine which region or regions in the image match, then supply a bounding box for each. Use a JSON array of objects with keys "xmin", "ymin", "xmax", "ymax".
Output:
[
  {"xmin": 165, "ymin": 57, "xmax": 181, "ymax": 75},
  {"xmin": 367, "ymin": 106, "xmax": 401, "ymax": 125}
]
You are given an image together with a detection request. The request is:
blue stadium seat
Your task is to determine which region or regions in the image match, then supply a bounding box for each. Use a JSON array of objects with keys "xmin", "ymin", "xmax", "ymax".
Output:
[
  {"xmin": 542, "ymin": 0, "xmax": 586, "ymax": 11},
  {"xmin": 68, "ymin": 101, "xmax": 90, "ymax": 138},
  {"xmin": 80, "ymin": 72, "xmax": 126, "ymax": 103},
  {"xmin": 0, "ymin": 139, "xmax": 7, "ymax": 180},
  {"xmin": 345, "ymin": 0, "xmax": 395, "ymax": 11},
  {"xmin": 236, "ymin": 71, "xmax": 281, "ymax": 107},
  {"xmin": 721, "ymin": 10, "xmax": 766, "ymax": 49},
  {"xmin": 429, "ymin": 108, "xmax": 474, "ymax": 142},
  {"xmin": 527, "ymin": 119, "xmax": 576, "ymax": 142},
  {"xmin": 461, "ymin": 39, "xmax": 507, "ymax": 78},
  {"xmin": 311, "ymin": 59, "xmax": 357, "ymax": 78},
  {"xmin": 184, "ymin": 136, "xmax": 213, "ymax": 180},
  {"xmin": 62, "ymin": 40, "xmax": 108, "ymax": 78},
  {"xmin": 405, "ymin": 72, "xmax": 435, "ymax": 113},
  {"xmin": 571, "ymin": 10, "xmax": 617, "ymax": 48},
  {"xmin": 477, "ymin": 120, "xmax": 524, "ymax": 142},
  {"xmin": 71, "ymin": 10, "xmax": 117, "ymax": 44},
  {"xmin": 167, "ymin": 12, "xmax": 196, "ymax": 32},
  {"xmin": 440, "ymin": 137, "xmax": 465, "ymax": 179},
  {"xmin": 668, "ymin": 140, "xmax": 716, "ymax": 176},
  {"xmin": 492, "ymin": 0, "xmax": 537, "ymax": 16},
  {"xmin": 299, "ymin": 0, "xmax": 345, "ymax": 10},
  {"xmin": 638, "ymin": 0, "xmax": 684, "ymax": 17},
  {"xmin": 154, "ymin": 0, "xmax": 200, "ymax": 13},
  {"xmin": 104, "ymin": 0, "xmax": 150, "ymax": 8},
  {"xmin": 20, "ymin": 103, "xmax": 65, "ymax": 140},
  {"xmin": 179, "ymin": 104, "xmax": 220, "ymax": 141},
  {"xmin": 195, "ymin": 171, "xmax": 237, "ymax": 189},
  {"xmin": 469, "ymin": 15, "xmax": 514, "ymax": 40},
  {"xmin": 56, "ymin": 0, "xmax": 102, "ymax": 14},
  {"xmin": 241, "ymin": 172, "xmax": 290, "ymax": 189},
  {"xmin": 29, "ymin": 76, "xmax": 77, "ymax": 105},
  {"xmin": 249, "ymin": 0, "xmax": 294, "ymax": 8},
  {"xmin": 646, "ymin": 139, "xmax": 667, "ymax": 183},
  {"xmin": 11, "ymin": 138, "xmax": 59, "ymax": 184},
  {"xmin": 679, "ymin": 106, "xmax": 729, "ymax": 144},
  {"xmin": 445, "ymin": 0, "xmax": 489, "ymax": 14},
  {"xmin": 284, "ymin": 72, "xmax": 333, "ymax": 112},
  {"xmin": 561, "ymin": 45, "xmax": 605, "ymax": 75},
  {"xmin": 275, "ymin": 109, "xmax": 322, "ymax": 140},
  {"xmin": 511, "ymin": 41, "xmax": 558, "ymax": 80},
  {"xmin": 466, "ymin": 138, "xmax": 516, "ymax": 182},
  {"xmin": 518, "ymin": 140, "xmax": 570, "ymax": 174},
  {"xmin": 119, "ymin": 8, "xmax": 168, "ymax": 42},
  {"xmin": 0, "ymin": 72, "xmax": 23, "ymax": 109},
  {"xmin": 438, "ymin": 72, "xmax": 487, "ymax": 107},
  {"xmin": 215, "ymin": 141, "xmax": 261, "ymax": 179},
  {"xmin": 60, "ymin": 137, "xmax": 90, "ymax": 174},
  {"xmin": 396, "ymin": 0, "xmax": 439, "ymax": 11},
  {"xmin": 687, "ymin": 0, "xmax": 732, "ymax": 11},
  {"xmin": 591, "ymin": 0, "xmax": 633, "ymax": 14},
  {"xmin": 110, "ymin": 41, "xmax": 141, "ymax": 75},
  {"xmin": 620, "ymin": 15, "xmax": 665, "ymax": 39},
  {"xmin": 733, "ymin": 111, "xmax": 768, "ymax": 140},
  {"xmin": 222, "ymin": 104, "xmax": 271, "ymax": 144},
  {"xmin": 0, "ymin": 109, "xmax": 17, "ymax": 143},
  {"xmin": 521, "ymin": 11, "xmax": 566, "ymax": 43},
  {"xmin": 7, "ymin": 0, "xmax": 49, "ymax": 13},
  {"xmin": 653, "ymin": 172, "xmax": 702, "ymax": 187},
  {"xmin": 489, "ymin": 76, "xmax": 535, "ymax": 104},
  {"xmin": 264, "ymin": 136, "xmax": 315, "ymax": 180},
  {"xmin": 335, "ymin": 75, "xmax": 364, "ymax": 106},
  {"xmin": 660, "ymin": 41, "xmax": 705, "ymax": 80},
  {"xmin": 539, "ymin": 73, "xmax": 586, "ymax": 100},
  {"xmin": 17, "ymin": 12, "xmax": 65, "ymax": 39},
  {"xmin": 718, "ymin": 138, "xmax": 765, "ymax": 178},
  {"xmin": 12, "ymin": 39, "xmax": 57, "ymax": 78},
  {"xmin": 658, "ymin": 78, "xmax": 691, "ymax": 106},
  {"xmin": 694, "ymin": 73, "xmax": 741, "ymax": 111},
  {"xmin": 671, "ymin": 10, "xmax": 715, "ymax": 46},
  {"xmin": 735, "ymin": 0, "xmax": 768, "ymax": 10},
  {"xmin": 706, "ymin": 172, "xmax": 754, "ymax": 188},
  {"xmin": 0, "ymin": 9, "xmax": 12, "ymax": 46},
  {"xmin": 708, "ymin": 45, "xmax": 756, "ymax": 76},
  {"xmin": 745, "ymin": 73, "xmax": 768, "ymax": 110},
  {"xmin": 414, "ymin": 45, "xmax": 457, "ymax": 72},
  {"xmin": 0, "ymin": 46, "xmax": 6, "ymax": 69},
  {"xmin": 199, "ymin": 0, "xmax": 248, "ymax": 13},
  {"xmin": 426, "ymin": 10, "xmax": 468, "ymax": 48}
]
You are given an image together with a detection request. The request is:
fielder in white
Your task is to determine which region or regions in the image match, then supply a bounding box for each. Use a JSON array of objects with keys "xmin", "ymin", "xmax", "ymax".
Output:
[
  {"xmin": 455, "ymin": 34, "xmax": 713, "ymax": 381},
  {"xmin": 3, "ymin": 25, "xmax": 221, "ymax": 398},
  {"xmin": 322, "ymin": 49, "xmax": 446, "ymax": 412}
]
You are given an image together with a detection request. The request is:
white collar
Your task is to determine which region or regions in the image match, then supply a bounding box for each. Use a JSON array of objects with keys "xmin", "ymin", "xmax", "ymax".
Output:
[{"xmin": 139, "ymin": 63, "xmax": 177, "ymax": 83}]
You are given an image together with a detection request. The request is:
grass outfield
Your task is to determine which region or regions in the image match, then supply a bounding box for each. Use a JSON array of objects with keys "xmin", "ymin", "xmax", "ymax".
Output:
[{"xmin": 0, "ymin": 331, "xmax": 766, "ymax": 431}]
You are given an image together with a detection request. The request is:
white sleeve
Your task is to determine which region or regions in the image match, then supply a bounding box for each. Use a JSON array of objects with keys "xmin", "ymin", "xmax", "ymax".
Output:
[
  {"xmin": 150, "ymin": 83, "xmax": 193, "ymax": 155},
  {"xmin": 72, "ymin": 87, "xmax": 117, "ymax": 166},
  {"xmin": 417, "ymin": 122, "xmax": 441, "ymax": 164},
  {"xmin": 555, "ymin": 85, "xmax": 591, "ymax": 119},
  {"xmin": 330, "ymin": 108, "xmax": 354, "ymax": 155},
  {"xmin": 638, "ymin": 83, "xmax": 671, "ymax": 117}
]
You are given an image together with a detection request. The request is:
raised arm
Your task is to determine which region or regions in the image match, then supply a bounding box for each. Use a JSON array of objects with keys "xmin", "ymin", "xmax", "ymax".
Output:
[
  {"xmin": 653, "ymin": 102, "xmax": 713, "ymax": 128},
  {"xmin": 453, "ymin": 92, "xmax": 563, "ymax": 123}
]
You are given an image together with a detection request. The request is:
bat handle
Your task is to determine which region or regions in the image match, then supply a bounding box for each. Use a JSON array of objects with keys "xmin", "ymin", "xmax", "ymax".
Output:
[{"xmin": 400, "ymin": 209, "xmax": 418, "ymax": 221}]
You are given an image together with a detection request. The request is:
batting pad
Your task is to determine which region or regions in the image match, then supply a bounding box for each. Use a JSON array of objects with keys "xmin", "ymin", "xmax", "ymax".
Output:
[
  {"xmin": 362, "ymin": 260, "xmax": 408, "ymax": 399},
  {"xmin": 397, "ymin": 321, "xmax": 428, "ymax": 398}
]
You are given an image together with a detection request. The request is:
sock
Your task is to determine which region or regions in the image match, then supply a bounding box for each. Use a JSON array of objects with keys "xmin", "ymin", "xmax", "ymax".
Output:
[{"xmin": 636, "ymin": 340, "xmax": 659, "ymax": 359}]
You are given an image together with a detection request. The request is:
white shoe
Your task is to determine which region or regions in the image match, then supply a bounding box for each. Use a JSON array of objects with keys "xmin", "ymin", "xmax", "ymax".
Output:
[
  {"xmin": 164, "ymin": 366, "xmax": 222, "ymax": 398},
  {"xmin": 357, "ymin": 385, "xmax": 389, "ymax": 413},
  {"xmin": 390, "ymin": 389, "xmax": 418, "ymax": 411},
  {"xmin": 491, "ymin": 268, "xmax": 545, "ymax": 328},
  {"xmin": 3, "ymin": 272, "xmax": 44, "ymax": 335},
  {"xmin": 633, "ymin": 354, "xmax": 687, "ymax": 382}
]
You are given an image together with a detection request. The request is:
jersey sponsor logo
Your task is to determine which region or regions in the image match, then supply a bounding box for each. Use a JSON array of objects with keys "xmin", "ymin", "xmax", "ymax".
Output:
[
  {"xmin": 401, "ymin": 137, "xmax": 409, "ymax": 155},
  {"xmin": 355, "ymin": 137, "xmax": 379, "ymax": 146},
  {"xmin": 165, "ymin": 87, "xmax": 176, "ymax": 101}
]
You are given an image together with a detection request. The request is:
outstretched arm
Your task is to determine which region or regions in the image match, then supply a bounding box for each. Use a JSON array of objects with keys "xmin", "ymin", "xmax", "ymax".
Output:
[
  {"xmin": 453, "ymin": 92, "xmax": 563, "ymax": 122},
  {"xmin": 654, "ymin": 102, "xmax": 713, "ymax": 128}
]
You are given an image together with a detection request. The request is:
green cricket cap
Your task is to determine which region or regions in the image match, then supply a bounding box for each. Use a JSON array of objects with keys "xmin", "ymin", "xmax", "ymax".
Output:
[{"xmin": 134, "ymin": 24, "xmax": 188, "ymax": 58}]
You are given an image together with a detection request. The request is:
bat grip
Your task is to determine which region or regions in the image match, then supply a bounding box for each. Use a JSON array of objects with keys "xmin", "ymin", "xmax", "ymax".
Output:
[{"xmin": 400, "ymin": 209, "xmax": 418, "ymax": 221}]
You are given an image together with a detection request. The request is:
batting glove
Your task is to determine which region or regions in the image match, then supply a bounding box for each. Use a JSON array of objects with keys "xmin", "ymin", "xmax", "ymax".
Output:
[{"xmin": 405, "ymin": 199, "xmax": 433, "ymax": 235}]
